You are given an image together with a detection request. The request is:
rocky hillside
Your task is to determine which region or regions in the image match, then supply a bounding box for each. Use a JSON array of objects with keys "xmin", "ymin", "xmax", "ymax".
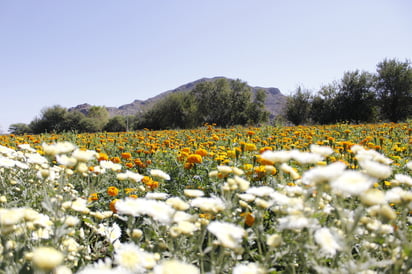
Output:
[{"xmin": 69, "ymin": 77, "xmax": 286, "ymax": 119}]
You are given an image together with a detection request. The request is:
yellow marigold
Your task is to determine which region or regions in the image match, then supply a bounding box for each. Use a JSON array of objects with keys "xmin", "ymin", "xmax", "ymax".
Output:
[
  {"xmin": 125, "ymin": 162, "xmax": 134, "ymax": 168},
  {"xmin": 107, "ymin": 186, "xmax": 119, "ymax": 197},
  {"xmin": 98, "ymin": 153, "xmax": 109, "ymax": 161},
  {"xmin": 244, "ymin": 143, "xmax": 257, "ymax": 152},
  {"xmin": 121, "ymin": 152, "xmax": 132, "ymax": 160},
  {"xmin": 134, "ymin": 158, "xmax": 146, "ymax": 168},
  {"xmin": 184, "ymin": 162, "xmax": 194, "ymax": 169},
  {"xmin": 195, "ymin": 148, "xmax": 208, "ymax": 157},
  {"xmin": 141, "ymin": 176, "xmax": 152, "ymax": 184},
  {"xmin": 259, "ymin": 146, "xmax": 273, "ymax": 154},
  {"xmin": 124, "ymin": 188, "xmax": 137, "ymax": 194},
  {"xmin": 187, "ymin": 154, "xmax": 202, "ymax": 164},
  {"xmin": 129, "ymin": 194, "xmax": 138, "ymax": 199},
  {"xmin": 88, "ymin": 193, "xmax": 99, "ymax": 202},
  {"xmin": 240, "ymin": 212, "xmax": 255, "ymax": 227},
  {"xmin": 111, "ymin": 157, "xmax": 121, "ymax": 163},
  {"xmin": 110, "ymin": 199, "xmax": 119, "ymax": 213}
]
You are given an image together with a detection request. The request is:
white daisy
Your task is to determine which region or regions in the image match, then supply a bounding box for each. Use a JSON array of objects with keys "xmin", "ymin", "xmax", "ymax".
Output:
[
  {"xmin": 314, "ymin": 227, "xmax": 342, "ymax": 257},
  {"xmin": 330, "ymin": 171, "xmax": 376, "ymax": 196},
  {"xmin": 207, "ymin": 221, "xmax": 245, "ymax": 250}
]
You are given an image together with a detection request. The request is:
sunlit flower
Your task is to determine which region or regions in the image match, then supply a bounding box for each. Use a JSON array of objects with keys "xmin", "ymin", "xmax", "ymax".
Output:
[
  {"xmin": 150, "ymin": 169, "xmax": 171, "ymax": 180},
  {"xmin": 116, "ymin": 170, "xmax": 144, "ymax": 182},
  {"xmin": 246, "ymin": 186, "xmax": 275, "ymax": 197},
  {"xmin": 97, "ymin": 223, "xmax": 121, "ymax": 244},
  {"xmin": 233, "ymin": 262, "xmax": 265, "ymax": 274},
  {"xmin": 385, "ymin": 187, "xmax": 412, "ymax": 203},
  {"xmin": 42, "ymin": 142, "xmax": 76, "ymax": 155},
  {"xmin": 278, "ymin": 214, "xmax": 317, "ymax": 231},
  {"xmin": 146, "ymin": 192, "xmax": 169, "ymax": 200},
  {"xmin": 237, "ymin": 193, "xmax": 256, "ymax": 202},
  {"xmin": 358, "ymin": 160, "xmax": 392, "ymax": 179},
  {"xmin": 314, "ymin": 227, "xmax": 342, "ymax": 257},
  {"xmin": 0, "ymin": 207, "xmax": 26, "ymax": 226},
  {"xmin": 260, "ymin": 150, "xmax": 292, "ymax": 163},
  {"xmin": 330, "ymin": 171, "xmax": 376, "ymax": 196},
  {"xmin": 207, "ymin": 221, "xmax": 245, "ymax": 250},
  {"xmin": 184, "ymin": 189, "xmax": 204, "ymax": 198},
  {"xmin": 100, "ymin": 160, "xmax": 122, "ymax": 171},
  {"xmin": 186, "ymin": 154, "xmax": 202, "ymax": 164},
  {"xmin": 107, "ymin": 186, "xmax": 119, "ymax": 197},
  {"xmin": 63, "ymin": 198, "xmax": 90, "ymax": 214},
  {"xmin": 290, "ymin": 150, "xmax": 324, "ymax": 164},
  {"xmin": 114, "ymin": 243, "xmax": 158, "ymax": 271},
  {"xmin": 302, "ymin": 161, "xmax": 346, "ymax": 186},
  {"xmin": 115, "ymin": 198, "xmax": 175, "ymax": 224},
  {"xmin": 153, "ymin": 260, "xmax": 200, "ymax": 274},
  {"xmin": 310, "ymin": 144, "xmax": 334, "ymax": 157},
  {"xmin": 266, "ymin": 234, "xmax": 282, "ymax": 248},
  {"xmin": 234, "ymin": 175, "xmax": 250, "ymax": 191},
  {"xmin": 190, "ymin": 196, "xmax": 225, "ymax": 213},
  {"xmin": 32, "ymin": 247, "xmax": 64, "ymax": 270},
  {"xmin": 166, "ymin": 197, "xmax": 190, "ymax": 210},
  {"xmin": 360, "ymin": 189, "xmax": 386, "ymax": 206},
  {"xmin": 392, "ymin": 174, "xmax": 412, "ymax": 186},
  {"xmin": 72, "ymin": 149, "xmax": 98, "ymax": 162},
  {"xmin": 280, "ymin": 163, "xmax": 300, "ymax": 179},
  {"xmin": 56, "ymin": 154, "xmax": 77, "ymax": 168}
]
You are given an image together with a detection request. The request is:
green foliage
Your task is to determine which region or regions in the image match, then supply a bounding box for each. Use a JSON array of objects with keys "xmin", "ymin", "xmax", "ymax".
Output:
[
  {"xmin": 8, "ymin": 123, "xmax": 31, "ymax": 135},
  {"xmin": 285, "ymin": 86, "xmax": 312, "ymax": 125},
  {"xmin": 104, "ymin": 116, "xmax": 127, "ymax": 132},
  {"xmin": 285, "ymin": 58, "xmax": 411, "ymax": 125},
  {"xmin": 87, "ymin": 106, "xmax": 110, "ymax": 132},
  {"xmin": 29, "ymin": 105, "xmax": 67, "ymax": 134},
  {"xmin": 138, "ymin": 78, "xmax": 269, "ymax": 129},
  {"xmin": 310, "ymin": 83, "xmax": 340, "ymax": 124},
  {"xmin": 335, "ymin": 70, "xmax": 376, "ymax": 123},
  {"xmin": 375, "ymin": 58, "xmax": 412, "ymax": 122},
  {"xmin": 62, "ymin": 110, "xmax": 86, "ymax": 131}
]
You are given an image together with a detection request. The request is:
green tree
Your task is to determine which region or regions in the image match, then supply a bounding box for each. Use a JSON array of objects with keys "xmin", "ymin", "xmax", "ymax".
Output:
[
  {"xmin": 310, "ymin": 83, "xmax": 339, "ymax": 124},
  {"xmin": 138, "ymin": 92, "xmax": 190, "ymax": 129},
  {"xmin": 246, "ymin": 89, "xmax": 269, "ymax": 124},
  {"xmin": 104, "ymin": 116, "xmax": 127, "ymax": 132},
  {"xmin": 285, "ymin": 86, "xmax": 312, "ymax": 125},
  {"xmin": 87, "ymin": 106, "xmax": 110, "ymax": 131},
  {"xmin": 62, "ymin": 111, "xmax": 86, "ymax": 131},
  {"xmin": 9, "ymin": 123, "xmax": 31, "ymax": 135},
  {"xmin": 29, "ymin": 105, "xmax": 68, "ymax": 133},
  {"xmin": 375, "ymin": 58, "xmax": 412, "ymax": 122},
  {"xmin": 78, "ymin": 117, "xmax": 101, "ymax": 133},
  {"xmin": 335, "ymin": 70, "xmax": 376, "ymax": 123}
]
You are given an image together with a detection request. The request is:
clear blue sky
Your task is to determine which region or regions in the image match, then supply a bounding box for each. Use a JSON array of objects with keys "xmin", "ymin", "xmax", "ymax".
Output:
[{"xmin": 0, "ymin": 0, "xmax": 410, "ymax": 133}]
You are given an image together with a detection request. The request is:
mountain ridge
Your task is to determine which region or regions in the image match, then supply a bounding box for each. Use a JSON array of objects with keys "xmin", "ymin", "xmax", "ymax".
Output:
[{"xmin": 69, "ymin": 77, "xmax": 286, "ymax": 119}]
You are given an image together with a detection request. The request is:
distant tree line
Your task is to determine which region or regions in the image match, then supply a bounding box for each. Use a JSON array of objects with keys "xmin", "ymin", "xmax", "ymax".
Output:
[
  {"xmin": 285, "ymin": 58, "xmax": 412, "ymax": 125},
  {"xmin": 9, "ymin": 58, "xmax": 411, "ymax": 134},
  {"xmin": 9, "ymin": 78, "xmax": 269, "ymax": 134}
]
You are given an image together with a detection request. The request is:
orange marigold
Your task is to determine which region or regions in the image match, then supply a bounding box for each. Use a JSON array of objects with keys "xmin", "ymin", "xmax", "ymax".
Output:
[
  {"xmin": 186, "ymin": 154, "xmax": 202, "ymax": 164},
  {"xmin": 110, "ymin": 199, "xmax": 119, "ymax": 213},
  {"xmin": 241, "ymin": 212, "xmax": 255, "ymax": 227},
  {"xmin": 107, "ymin": 186, "xmax": 119, "ymax": 197},
  {"xmin": 195, "ymin": 148, "xmax": 208, "ymax": 157},
  {"xmin": 98, "ymin": 153, "xmax": 109, "ymax": 161},
  {"xmin": 88, "ymin": 193, "xmax": 99, "ymax": 202},
  {"xmin": 121, "ymin": 152, "xmax": 132, "ymax": 160},
  {"xmin": 111, "ymin": 157, "xmax": 121, "ymax": 163}
]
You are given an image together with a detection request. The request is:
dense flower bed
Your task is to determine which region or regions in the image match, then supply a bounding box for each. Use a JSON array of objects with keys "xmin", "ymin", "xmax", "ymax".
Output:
[{"xmin": 0, "ymin": 123, "xmax": 411, "ymax": 273}]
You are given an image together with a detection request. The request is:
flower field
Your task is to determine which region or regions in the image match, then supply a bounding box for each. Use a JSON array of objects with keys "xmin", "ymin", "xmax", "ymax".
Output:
[{"xmin": 0, "ymin": 122, "xmax": 411, "ymax": 273}]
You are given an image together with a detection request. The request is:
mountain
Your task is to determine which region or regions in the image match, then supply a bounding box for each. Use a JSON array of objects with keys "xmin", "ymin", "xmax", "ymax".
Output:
[{"xmin": 69, "ymin": 77, "xmax": 286, "ymax": 119}]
